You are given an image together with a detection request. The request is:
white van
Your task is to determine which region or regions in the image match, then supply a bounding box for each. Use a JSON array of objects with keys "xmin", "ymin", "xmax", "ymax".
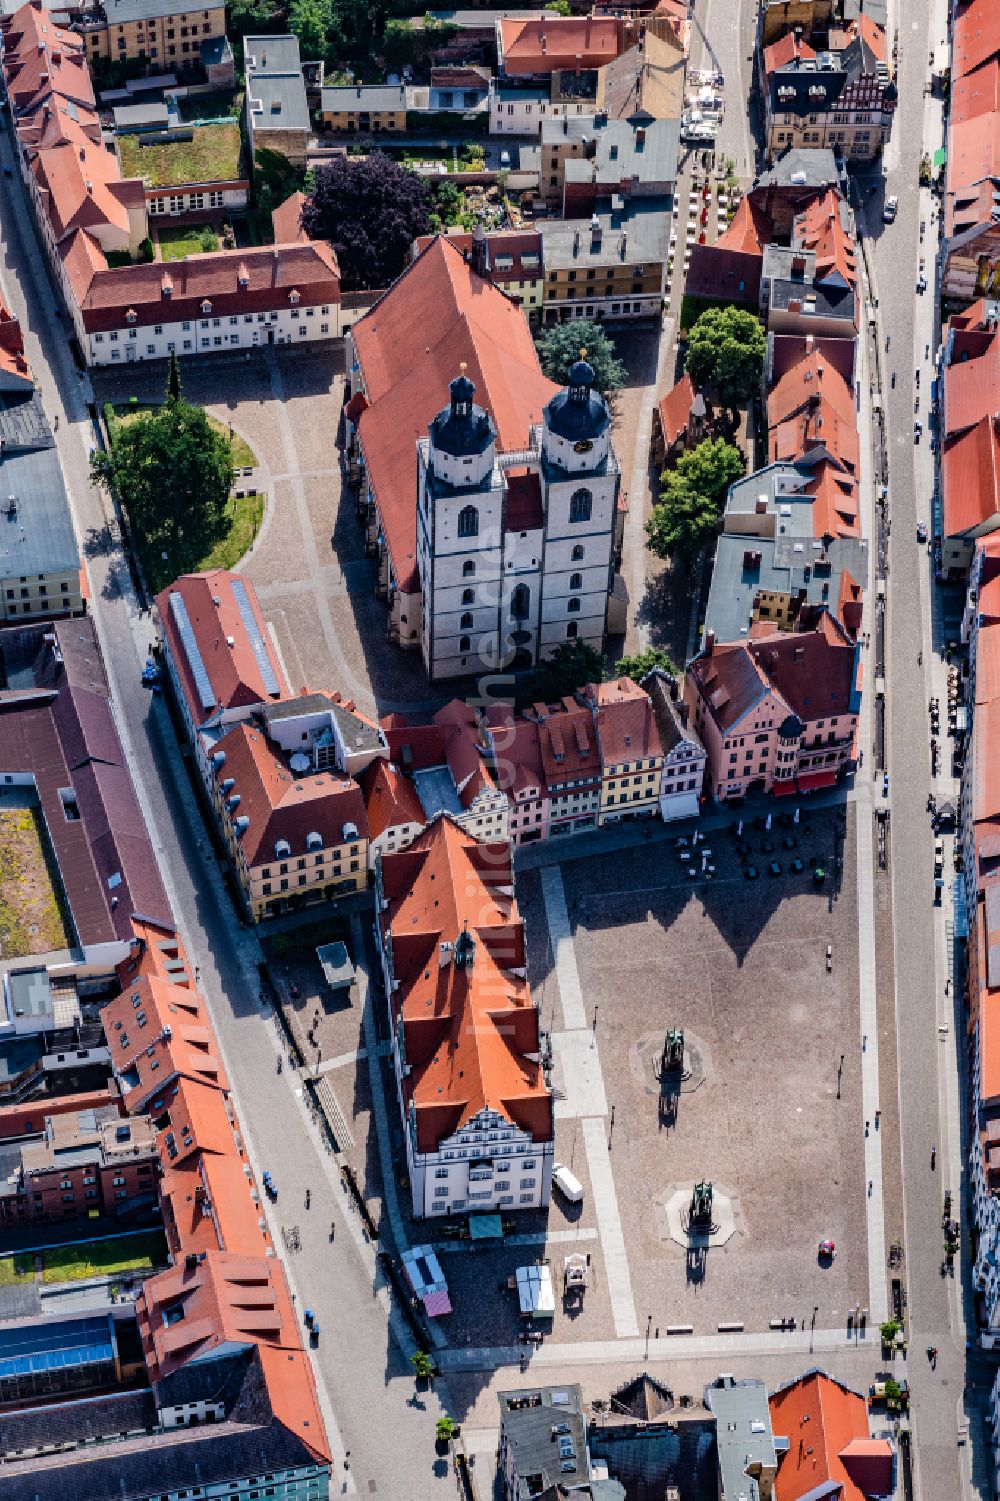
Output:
[{"xmin": 552, "ymin": 1162, "xmax": 584, "ymax": 1204}]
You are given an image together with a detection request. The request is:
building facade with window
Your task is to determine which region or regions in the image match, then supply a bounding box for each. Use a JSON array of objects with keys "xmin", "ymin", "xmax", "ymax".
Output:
[
  {"xmin": 346, "ymin": 236, "xmax": 622, "ymax": 680},
  {"xmin": 762, "ymin": 20, "xmax": 896, "ymax": 162},
  {"xmin": 375, "ymin": 815, "xmax": 554, "ymax": 1219},
  {"xmin": 417, "ymin": 358, "xmax": 620, "ymax": 681},
  {"xmin": 73, "ymin": 0, "xmax": 226, "ymax": 72}
]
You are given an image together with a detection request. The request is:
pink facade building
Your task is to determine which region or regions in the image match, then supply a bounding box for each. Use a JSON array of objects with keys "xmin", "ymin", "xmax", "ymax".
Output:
[{"xmin": 684, "ymin": 612, "xmax": 861, "ymax": 801}]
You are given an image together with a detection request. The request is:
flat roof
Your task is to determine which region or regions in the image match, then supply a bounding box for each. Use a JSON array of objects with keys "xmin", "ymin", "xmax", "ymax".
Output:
[
  {"xmin": 0, "ymin": 391, "xmax": 78, "ymax": 579},
  {"xmin": 539, "ymin": 195, "xmax": 671, "ymax": 268},
  {"xmin": 705, "ymin": 531, "xmax": 868, "ymax": 643}
]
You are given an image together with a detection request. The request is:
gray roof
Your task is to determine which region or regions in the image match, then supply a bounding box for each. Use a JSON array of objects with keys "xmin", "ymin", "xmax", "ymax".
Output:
[
  {"xmin": 0, "ymin": 1348, "xmax": 325, "ymax": 1500},
  {"xmin": 767, "ymin": 276, "xmax": 856, "ymax": 324},
  {"xmin": 6, "ymin": 967, "xmax": 51, "ymax": 1020},
  {"xmin": 643, "ymin": 669, "xmax": 705, "ymax": 757},
  {"xmin": 245, "ymin": 36, "xmax": 308, "ymax": 134},
  {"xmin": 499, "ymin": 1385, "xmax": 588, "ymax": 1493},
  {"xmin": 413, "ymin": 764, "xmax": 463, "ymax": 819},
  {"xmin": 539, "ymin": 195, "xmax": 671, "ymax": 270},
  {"xmin": 704, "ymin": 1376, "xmax": 776, "ymax": 1501},
  {"xmin": 101, "ymin": 0, "xmax": 222, "ymax": 19},
  {"xmin": 321, "ymin": 84, "xmax": 408, "ymax": 111},
  {"xmin": 755, "ymin": 147, "xmax": 840, "ymax": 190},
  {"xmin": 200, "ymin": 34, "xmax": 233, "ymax": 67},
  {"xmin": 492, "ymin": 81, "xmax": 549, "ymax": 102},
  {"xmin": 704, "ymin": 530, "xmax": 868, "ymax": 646},
  {"xmin": 544, "ymin": 114, "xmax": 680, "ymax": 189},
  {"xmin": 0, "ymin": 391, "xmax": 79, "ymax": 580},
  {"xmin": 843, "ymin": 0, "xmax": 887, "ymax": 23}
]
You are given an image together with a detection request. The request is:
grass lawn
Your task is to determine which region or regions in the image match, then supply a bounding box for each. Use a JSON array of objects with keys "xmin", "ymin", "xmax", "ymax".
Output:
[
  {"xmin": 0, "ymin": 806, "xmax": 71, "ymax": 959},
  {"xmin": 157, "ymin": 223, "xmax": 220, "ymax": 262},
  {"xmin": 115, "ymin": 404, "xmax": 257, "ymax": 468},
  {"xmin": 0, "ymin": 1254, "xmax": 34, "ymax": 1286},
  {"xmin": 137, "ymin": 490, "xmax": 263, "ymax": 594},
  {"xmin": 118, "ymin": 122, "xmax": 243, "ymax": 189},
  {"xmin": 39, "ymin": 1231, "xmax": 168, "ymax": 1286}
]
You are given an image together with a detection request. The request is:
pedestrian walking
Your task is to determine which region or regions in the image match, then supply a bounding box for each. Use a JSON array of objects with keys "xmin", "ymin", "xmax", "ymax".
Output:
[
  {"xmin": 865, "ymin": 1120, "xmax": 870, "ymax": 1136},
  {"xmin": 305, "ymin": 1188, "xmax": 311, "ymax": 1209}
]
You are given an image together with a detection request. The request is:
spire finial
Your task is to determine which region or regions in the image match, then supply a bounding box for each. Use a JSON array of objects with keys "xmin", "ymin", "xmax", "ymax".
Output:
[
  {"xmin": 460, "ymin": 361, "xmax": 468, "ymax": 375},
  {"xmin": 579, "ymin": 347, "xmax": 588, "ymax": 360}
]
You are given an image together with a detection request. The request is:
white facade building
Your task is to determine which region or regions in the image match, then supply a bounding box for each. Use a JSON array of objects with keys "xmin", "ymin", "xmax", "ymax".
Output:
[
  {"xmin": 489, "ymin": 83, "xmax": 591, "ymax": 135},
  {"xmin": 416, "ymin": 361, "xmax": 619, "ymax": 682}
]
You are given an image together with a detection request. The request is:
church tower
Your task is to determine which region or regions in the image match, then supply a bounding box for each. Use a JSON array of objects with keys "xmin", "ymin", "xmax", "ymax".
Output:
[{"xmin": 538, "ymin": 354, "xmax": 620, "ymax": 661}]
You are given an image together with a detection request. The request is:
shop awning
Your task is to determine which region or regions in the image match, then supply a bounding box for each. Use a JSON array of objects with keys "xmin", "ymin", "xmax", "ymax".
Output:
[
  {"xmin": 772, "ymin": 778, "xmax": 797, "ymax": 796},
  {"xmin": 797, "ymin": 770, "xmax": 838, "ymax": 791},
  {"xmin": 933, "ymin": 146, "xmax": 947, "ymax": 168},
  {"xmin": 516, "ymin": 1264, "xmax": 555, "ymax": 1318},
  {"xmin": 469, "ymin": 1213, "xmax": 503, "ymax": 1241},
  {"xmin": 423, "ymin": 1290, "xmax": 453, "ymax": 1317}
]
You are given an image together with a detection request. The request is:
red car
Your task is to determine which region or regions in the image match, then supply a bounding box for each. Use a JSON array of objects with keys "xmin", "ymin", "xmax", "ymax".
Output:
[{"xmin": 819, "ymin": 1239, "xmax": 836, "ymax": 1259}]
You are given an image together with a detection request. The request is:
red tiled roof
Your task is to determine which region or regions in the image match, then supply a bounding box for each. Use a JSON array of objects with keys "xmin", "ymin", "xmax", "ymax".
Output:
[
  {"xmin": 360, "ymin": 757, "xmax": 426, "ymax": 840},
  {"xmin": 657, "ymin": 372, "xmax": 697, "ymax": 447},
  {"xmin": 353, "ymin": 236, "xmax": 557, "ymax": 592},
  {"xmin": 953, "ymin": 0, "xmax": 1000, "ymax": 88},
  {"xmin": 380, "ymin": 817, "xmax": 552, "ymax": 1153},
  {"xmin": 412, "ymin": 228, "xmax": 543, "ymax": 284},
  {"xmin": 433, "ymin": 700, "xmax": 500, "ymax": 808},
  {"xmin": 715, "ymin": 196, "xmax": 772, "ymax": 256},
  {"xmin": 271, "ymin": 189, "xmax": 309, "ymax": 244},
  {"xmin": 749, "ymin": 612, "xmax": 859, "ymax": 722},
  {"xmin": 768, "ymin": 351, "xmax": 859, "ymax": 485},
  {"xmin": 155, "ymin": 1075, "xmax": 237, "ymax": 1165},
  {"xmin": 102, "ymin": 973, "xmax": 229, "ymax": 1107},
  {"xmin": 582, "ymin": 676, "xmax": 659, "ymax": 764},
  {"xmin": 525, "ymin": 696, "xmax": 601, "ymax": 784},
  {"xmin": 212, "ymin": 720, "xmax": 367, "ymax": 867},
  {"xmin": 688, "ymin": 641, "xmax": 771, "ymax": 733},
  {"xmin": 70, "ymin": 241, "xmax": 341, "ymax": 333},
  {"xmin": 942, "ymin": 415, "xmax": 1000, "ymax": 538},
  {"xmin": 498, "ymin": 15, "xmax": 624, "ymax": 74},
  {"xmin": 684, "ymin": 242, "xmax": 762, "ymax": 305},
  {"xmin": 769, "ymin": 1371, "xmax": 872, "ymax": 1501},
  {"xmin": 763, "ymin": 30, "xmax": 816, "ymax": 73},
  {"xmin": 803, "ymin": 458, "xmax": 859, "ymax": 539},
  {"xmin": 0, "ymin": 296, "xmax": 31, "ymax": 386},
  {"xmin": 487, "ymin": 707, "xmax": 546, "ymax": 798},
  {"xmin": 945, "ymin": 331, "xmax": 1000, "ymax": 437},
  {"xmin": 157, "ymin": 570, "xmax": 290, "ymax": 725},
  {"xmin": 793, "ymin": 189, "xmax": 857, "ymax": 287}
]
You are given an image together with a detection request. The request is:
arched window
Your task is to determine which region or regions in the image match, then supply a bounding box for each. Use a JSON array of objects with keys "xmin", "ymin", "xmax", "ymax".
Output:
[
  {"xmin": 511, "ymin": 583, "xmax": 530, "ymax": 621},
  {"xmin": 460, "ymin": 611, "xmax": 473, "ymax": 629},
  {"xmin": 462, "ymin": 587, "xmax": 475, "ymax": 605},
  {"xmin": 567, "ymin": 597, "xmax": 580, "ymax": 613},
  {"xmin": 458, "ymin": 504, "xmax": 479, "ymax": 538},
  {"xmin": 569, "ymin": 488, "xmax": 592, "ymax": 524},
  {"xmin": 569, "ymin": 572, "xmax": 582, "ymax": 590},
  {"xmin": 572, "ymin": 544, "xmax": 584, "ymax": 561},
  {"xmin": 567, "ymin": 621, "xmax": 578, "ymax": 639},
  {"xmin": 460, "ymin": 635, "xmax": 471, "ymax": 652},
  {"xmin": 463, "ymin": 559, "xmax": 476, "ymax": 577}
]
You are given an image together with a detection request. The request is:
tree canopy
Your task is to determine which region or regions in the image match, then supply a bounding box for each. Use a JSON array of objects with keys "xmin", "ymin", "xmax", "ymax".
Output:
[
  {"xmin": 531, "ymin": 639, "xmax": 604, "ymax": 701},
  {"xmin": 536, "ymin": 320, "xmax": 626, "ymax": 395},
  {"xmin": 615, "ymin": 647, "xmax": 677, "ymax": 681},
  {"xmin": 92, "ymin": 385, "xmax": 233, "ymax": 562},
  {"xmin": 684, "ymin": 305, "xmax": 766, "ymax": 409},
  {"xmin": 645, "ymin": 438, "xmax": 745, "ymax": 564},
  {"xmin": 302, "ymin": 152, "xmax": 432, "ymax": 291},
  {"xmin": 288, "ymin": 0, "xmax": 332, "ymax": 62}
]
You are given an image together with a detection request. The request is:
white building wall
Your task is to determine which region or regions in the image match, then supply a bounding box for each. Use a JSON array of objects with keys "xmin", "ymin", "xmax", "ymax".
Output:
[
  {"xmin": 87, "ymin": 300, "xmax": 339, "ymax": 364},
  {"xmin": 408, "ymin": 1105, "xmax": 553, "ymax": 1218},
  {"xmin": 489, "ymin": 89, "xmax": 591, "ymax": 134}
]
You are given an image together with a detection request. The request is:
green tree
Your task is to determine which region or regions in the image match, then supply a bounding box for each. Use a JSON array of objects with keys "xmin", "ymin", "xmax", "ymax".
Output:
[
  {"xmin": 879, "ymin": 1319, "xmax": 900, "ymax": 1346},
  {"xmin": 545, "ymin": 0, "xmax": 571, "ymax": 13},
  {"xmin": 166, "ymin": 349, "xmax": 181, "ymax": 403},
  {"xmin": 532, "ymin": 639, "xmax": 605, "ymax": 701},
  {"xmin": 646, "ymin": 437, "xmax": 745, "ymax": 564},
  {"xmin": 227, "ymin": 0, "xmax": 283, "ymax": 38},
  {"xmin": 684, "ymin": 305, "xmax": 766, "ymax": 410},
  {"xmin": 536, "ymin": 319, "xmax": 626, "ymax": 395},
  {"xmin": 436, "ymin": 1416, "xmax": 456, "ymax": 1444},
  {"xmin": 289, "ymin": 0, "xmax": 332, "ymax": 61},
  {"xmin": 410, "ymin": 1351, "xmax": 434, "ymax": 1381},
  {"xmin": 614, "ymin": 647, "xmax": 677, "ymax": 681},
  {"xmin": 92, "ymin": 388, "xmax": 233, "ymax": 557}
]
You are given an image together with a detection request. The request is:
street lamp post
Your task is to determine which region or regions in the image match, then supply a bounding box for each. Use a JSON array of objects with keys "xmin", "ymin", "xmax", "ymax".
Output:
[{"xmin": 608, "ymin": 1105, "xmax": 616, "ymax": 1152}]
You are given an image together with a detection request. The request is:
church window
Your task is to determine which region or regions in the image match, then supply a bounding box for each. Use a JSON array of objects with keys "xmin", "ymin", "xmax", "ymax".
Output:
[
  {"xmin": 567, "ymin": 597, "xmax": 580, "ymax": 613},
  {"xmin": 463, "ymin": 559, "xmax": 476, "ymax": 577},
  {"xmin": 572, "ymin": 544, "xmax": 584, "ymax": 561},
  {"xmin": 457, "ymin": 505, "xmax": 479, "ymax": 538},
  {"xmin": 460, "ymin": 611, "xmax": 474, "ymax": 629},
  {"xmin": 569, "ymin": 572, "xmax": 582, "ymax": 590},
  {"xmin": 511, "ymin": 583, "xmax": 530, "ymax": 621},
  {"xmin": 567, "ymin": 622, "xmax": 578, "ymax": 639},
  {"xmin": 569, "ymin": 489, "xmax": 592, "ymax": 523},
  {"xmin": 462, "ymin": 588, "xmax": 475, "ymax": 605}
]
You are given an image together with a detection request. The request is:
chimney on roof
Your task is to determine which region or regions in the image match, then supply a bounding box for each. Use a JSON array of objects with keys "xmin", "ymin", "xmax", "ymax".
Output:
[
  {"xmin": 805, "ymin": 333, "xmax": 814, "ymax": 353},
  {"xmin": 439, "ymin": 941, "xmax": 453, "ymax": 968},
  {"xmin": 541, "ymin": 30, "xmax": 546, "ymax": 52},
  {"xmin": 704, "ymin": 628, "xmax": 715, "ymax": 656}
]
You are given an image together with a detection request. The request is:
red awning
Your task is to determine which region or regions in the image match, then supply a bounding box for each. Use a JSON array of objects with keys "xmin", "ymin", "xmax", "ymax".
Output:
[
  {"xmin": 797, "ymin": 770, "xmax": 838, "ymax": 791},
  {"xmin": 772, "ymin": 778, "xmax": 797, "ymax": 796}
]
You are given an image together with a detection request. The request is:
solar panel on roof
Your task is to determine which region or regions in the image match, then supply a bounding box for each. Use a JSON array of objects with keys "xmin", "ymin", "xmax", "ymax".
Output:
[
  {"xmin": 230, "ymin": 578, "xmax": 281, "ymax": 697},
  {"xmin": 169, "ymin": 591, "xmax": 216, "ymax": 712}
]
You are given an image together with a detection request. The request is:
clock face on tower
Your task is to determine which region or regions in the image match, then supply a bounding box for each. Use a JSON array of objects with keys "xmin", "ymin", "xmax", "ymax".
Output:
[{"xmin": 573, "ymin": 439, "xmax": 594, "ymax": 454}]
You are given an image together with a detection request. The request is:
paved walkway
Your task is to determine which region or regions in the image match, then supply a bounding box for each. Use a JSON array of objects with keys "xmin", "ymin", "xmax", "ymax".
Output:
[
  {"xmin": 437, "ymin": 1322, "xmax": 880, "ymax": 1373},
  {"xmin": 539, "ymin": 866, "xmax": 639, "ymax": 1339}
]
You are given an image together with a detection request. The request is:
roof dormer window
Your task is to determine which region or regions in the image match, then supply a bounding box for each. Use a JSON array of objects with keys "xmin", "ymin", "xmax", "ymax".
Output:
[
  {"xmin": 288, "ymin": 288, "xmax": 300, "ymax": 304},
  {"xmin": 125, "ymin": 308, "xmax": 137, "ymax": 324},
  {"xmin": 201, "ymin": 299, "xmax": 212, "ymax": 315},
  {"xmin": 274, "ymin": 838, "xmax": 291, "ymax": 859}
]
